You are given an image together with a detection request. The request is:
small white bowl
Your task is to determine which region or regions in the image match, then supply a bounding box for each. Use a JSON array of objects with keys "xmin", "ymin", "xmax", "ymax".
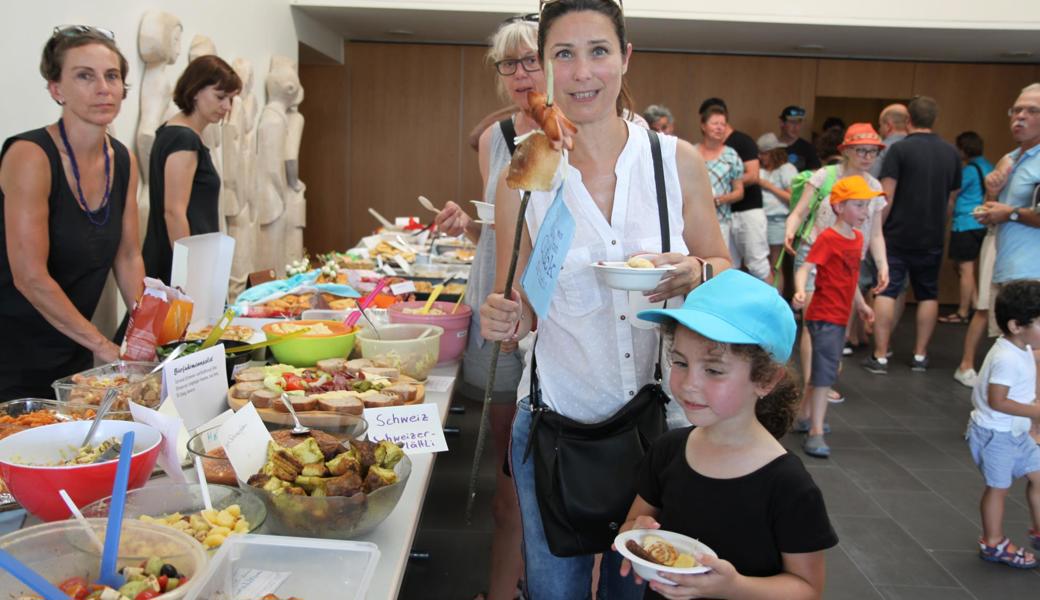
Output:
[
  {"xmin": 614, "ymin": 529, "xmax": 716, "ymax": 585},
  {"xmin": 470, "ymin": 200, "xmax": 495, "ymax": 222},
  {"xmin": 592, "ymin": 261, "xmax": 675, "ymax": 292}
]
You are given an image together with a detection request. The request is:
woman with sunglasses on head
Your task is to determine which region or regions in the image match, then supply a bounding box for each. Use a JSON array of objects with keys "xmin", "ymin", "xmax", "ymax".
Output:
[
  {"xmin": 142, "ymin": 55, "xmax": 241, "ymax": 284},
  {"xmin": 0, "ymin": 26, "xmax": 145, "ymax": 400},
  {"xmin": 479, "ymin": 1, "xmax": 729, "ymax": 597},
  {"xmin": 434, "ymin": 16, "xmax": 544, "ymax": 600},
  {"xmin": 782, "ymin": 124, "xmax": 889, "ymax": 450}
]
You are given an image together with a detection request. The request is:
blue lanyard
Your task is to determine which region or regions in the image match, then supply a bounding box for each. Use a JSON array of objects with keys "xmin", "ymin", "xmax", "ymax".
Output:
[{"xmin": 57, "ymin": 118, "xmax": 111, "ymax": 227}]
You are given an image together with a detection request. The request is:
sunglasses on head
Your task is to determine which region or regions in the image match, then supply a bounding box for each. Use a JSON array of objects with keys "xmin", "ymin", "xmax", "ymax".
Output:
[
  {"xmin": 502, "ymin": 13, "xmax": 539, "ymax": 24},
  {"xmin": 539, "ymin": 0, "xmax": 624, "ymax": 14},
  {"xmin": 52, "ymin": 25, "xmax": 116, "ymax": 41}
]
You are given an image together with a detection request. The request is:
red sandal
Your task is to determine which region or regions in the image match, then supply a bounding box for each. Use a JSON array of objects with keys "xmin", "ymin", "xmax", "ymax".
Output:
[
  {"xmin": 938, "ymin": 312, "xmax": 971, "ymax": 324},
  {"xmin": 979, "ymin": 537, "xmax": 1038, "ymax": 568}
]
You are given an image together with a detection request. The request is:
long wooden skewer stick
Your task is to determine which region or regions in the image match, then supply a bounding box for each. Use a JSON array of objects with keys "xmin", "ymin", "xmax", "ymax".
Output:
[{"xmin": 465, "ymin": 190, "xmax": 531, "ymax": 521}]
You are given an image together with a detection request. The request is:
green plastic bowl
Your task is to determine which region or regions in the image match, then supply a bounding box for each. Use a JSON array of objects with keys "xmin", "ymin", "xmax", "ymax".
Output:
[{"xmin": 262, "ymin": 320, "xmax": 358, "ymax": 367}]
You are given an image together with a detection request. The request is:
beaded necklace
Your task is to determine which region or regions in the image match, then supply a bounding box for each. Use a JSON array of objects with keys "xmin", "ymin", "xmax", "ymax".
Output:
[{"xmin": 57, "ymin": 118, "xmax": 111, "ymax": 227}]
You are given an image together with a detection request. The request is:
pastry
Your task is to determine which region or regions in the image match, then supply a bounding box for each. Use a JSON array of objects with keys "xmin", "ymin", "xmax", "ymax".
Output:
[{"xmin": 626, "ymin": 256, "xmax": 655, "ymax": 269}]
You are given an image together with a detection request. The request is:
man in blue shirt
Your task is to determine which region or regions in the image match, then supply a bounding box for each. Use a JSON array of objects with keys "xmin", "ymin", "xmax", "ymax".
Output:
[{"xmin": 976, "ymin": 84, "xmax": 1040, "ymax": 287}]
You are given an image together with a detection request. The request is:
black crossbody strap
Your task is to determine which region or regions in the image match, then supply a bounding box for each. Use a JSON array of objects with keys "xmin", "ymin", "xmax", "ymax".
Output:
[
  {"xmin": 499, "ymin": 118, "xmax": 517, "ymax": 156},
  {"xmin": 647, "ymin": 129, "xmax": 668, "ymax": 381}
]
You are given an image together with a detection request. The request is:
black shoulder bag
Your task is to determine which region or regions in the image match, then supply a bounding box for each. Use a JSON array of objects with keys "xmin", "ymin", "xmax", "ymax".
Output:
[{"xmin": 521, "ymin": 129, "xmax": 671, "ymax": 557}]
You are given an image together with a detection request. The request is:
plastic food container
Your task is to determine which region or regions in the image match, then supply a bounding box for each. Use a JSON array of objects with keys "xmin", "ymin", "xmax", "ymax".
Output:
[
  {"xmin": 356, "ymin": 324, "xmax": 442, "ymax": 379},
  {"xmin": 52, "ymin": 360, "xmax": 162, "ymax": 411},
  {"xmin": 388, "ymin": 301, "xmax": 471, "ymax": 363},
  {"xmin": 238, "ymin": 453, "xmax": 412, "ymax": 539},
  {"xmin": 262, "ymin": 320, "xmax": 359, "ymax": 367},
  {"xmin": 81, "ymin": 483, "xmax": 267, "ymax": 549},
  {"xmin": 0, "ymin": 420, "xmax": 162, "ymax": 521},
  {"xmin": 0, "ymin": 398, "xmax": 130, "ymax": 437},
  {"xmin": 186, "ymin": 534, "xmax": 379, "ymax": 600},
  {"xmin": 0, "ymin": 518, "xmax": 207, "ymax": 599}
]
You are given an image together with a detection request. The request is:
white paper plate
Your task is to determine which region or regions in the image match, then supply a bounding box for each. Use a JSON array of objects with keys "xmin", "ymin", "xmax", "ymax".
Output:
[
  {"xmin": 592, "ymin": 261, "xmax": 675, "ymax": 292},
  {"xmin": 614, "ymin": 529, "xmax": 716, "ymax": 585}
]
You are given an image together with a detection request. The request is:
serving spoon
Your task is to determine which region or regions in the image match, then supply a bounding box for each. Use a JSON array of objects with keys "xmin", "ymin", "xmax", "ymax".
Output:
[
  {"xmin": 280, "ymin": 393, "xmax": 311, "ymax": 436},
  {"xmin": 417, "ymin": 195, "xmax": 440, "ymax": 214}
]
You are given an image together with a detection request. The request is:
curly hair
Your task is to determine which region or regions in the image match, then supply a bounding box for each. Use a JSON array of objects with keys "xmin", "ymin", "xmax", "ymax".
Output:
[
  {"xmin": 663, "ymin": 322, "xmax": 799, "ymax": 439},
  {"xmin": 994, "ymin": 279, "xmax": 1040, "ymax": 335}
]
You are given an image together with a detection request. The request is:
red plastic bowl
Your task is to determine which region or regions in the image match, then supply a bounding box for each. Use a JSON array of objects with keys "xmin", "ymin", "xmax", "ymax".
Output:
[{"xmin": 0, "ymin": 420, "xmax": 162, "ymax": 521}]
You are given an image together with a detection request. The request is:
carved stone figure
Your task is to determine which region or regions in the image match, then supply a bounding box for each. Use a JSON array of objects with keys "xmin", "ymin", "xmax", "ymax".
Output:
[
  {"xmin": 225, "ymin": 58, "xmax": 259, "ymax": 298},
  {"xmin": 255, "ymin": 56, "xmax": 300, "ymax": 277},
  {"xmin": 136, "ymin": 9, "xmax": 182, "ymax": 231},
  {"xmin": 285, "ymin": 85, "xmax": 306, "ymax": 264}
]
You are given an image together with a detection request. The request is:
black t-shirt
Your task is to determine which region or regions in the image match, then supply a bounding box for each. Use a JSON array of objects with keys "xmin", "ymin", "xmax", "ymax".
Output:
[
  {"xmin": 725, "ymin": 130, "xmax": 762, "ymax": 212},
  {"xmin": 637, "ymin": 428, "xmax": 837, "ymax": 599},
  {"xmin": 785, "ymin": 137, "xmax": 821, "ymax": 172},
  {"xmin": 142, "ymin": 124, "xmax": 221, "ymax": 284},
  {"xmin": 879, "ymin": 132, "xmax": 962, "ymax": 252}
]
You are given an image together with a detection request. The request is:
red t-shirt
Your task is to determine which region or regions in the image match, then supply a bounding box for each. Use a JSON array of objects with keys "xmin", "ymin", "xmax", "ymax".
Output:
[{"xmin": 805, "ymin": 227, "xmax": 864, "ymax": 326}]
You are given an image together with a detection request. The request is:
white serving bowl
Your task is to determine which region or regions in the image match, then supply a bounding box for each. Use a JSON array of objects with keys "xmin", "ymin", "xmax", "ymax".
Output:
[
  {"xmin": 614, "ymin": 529, "xmax": 716, "ymax": 585},
  {"xmin": 592, "ymin": 261, "xmax": 675, "ymax": 292}
]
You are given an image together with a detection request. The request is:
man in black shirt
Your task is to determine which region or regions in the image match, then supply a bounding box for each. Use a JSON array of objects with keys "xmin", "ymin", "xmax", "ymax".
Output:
[
  {"xmin": 864, "ymin": 96, "xmax": 961, "ymax": 375},
  {"xmin": 698, "ymin": 98, "xmax": 771, "ymax": 280},
  {"xmin": 778, "ymin": 105, "xmax": 821, "ymax": 172}
]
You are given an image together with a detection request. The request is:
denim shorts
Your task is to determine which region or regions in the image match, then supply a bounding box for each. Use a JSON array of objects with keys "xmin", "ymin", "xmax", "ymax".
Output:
[
  {"xmin": 807, "ymin": 321, "xmax": 845, "ymax": 387},
  {"xmin": 510, "ymin": 397, "xmax": 646, "ymax": 600},
  {"xmin": 967, "ymin": 422, "xmax": 1040, "ymax": 489},
  {"xmin": 766, "ymin": 214, "xmax": 787, "ymax": 247},
  {"xmin": 793, "ymin": 240, "xmax": 816, "ymax": 293}
]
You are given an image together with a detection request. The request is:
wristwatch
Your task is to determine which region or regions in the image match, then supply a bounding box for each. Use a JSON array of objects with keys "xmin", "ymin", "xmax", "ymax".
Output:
[{"xmin": 1010, "ymin": 208, "xmax": 1020, "ymax": 222}]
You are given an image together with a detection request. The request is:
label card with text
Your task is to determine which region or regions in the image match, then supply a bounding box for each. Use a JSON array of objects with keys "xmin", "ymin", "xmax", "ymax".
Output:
[
  {"xmin": 196, "ymin": 409, "xmax": 235, "ymax": 452},
  {"xmin": 218, "ymin": 403, "xmax": 273, "ymax": 482},
  {"xmin": 165, "ymin": 344, "xmax": 229, "ymax": 432},
  {"xmin": 423, "ymin": 375, "xmax": 455, "ymax": 394},
  {"xmin": 521, "ymin": 186, "xmax": 575, "ymax": 318},
  {"xmin": 363, "ymin": 404, "xmax": 448, "ymax": 454}
]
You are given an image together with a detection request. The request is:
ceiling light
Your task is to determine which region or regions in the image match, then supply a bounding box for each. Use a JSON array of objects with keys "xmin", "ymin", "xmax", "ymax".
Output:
[
  {"xmin": 795, "ymin": 44, "xmax": 825, "ymax": 51},
  {"xmin": 1001, "ymin": 50, "xmax": 1033, "ymax": 58}
]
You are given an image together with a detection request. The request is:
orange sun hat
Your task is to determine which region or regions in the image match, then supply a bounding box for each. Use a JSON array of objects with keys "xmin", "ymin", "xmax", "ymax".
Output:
[
  {"xmin": 830, "ymin": 175, "xmax": 886, "ymax": 205},
  {"xmin": 838, "ymin": 123, "xmax": 885, "ymax": 150}
]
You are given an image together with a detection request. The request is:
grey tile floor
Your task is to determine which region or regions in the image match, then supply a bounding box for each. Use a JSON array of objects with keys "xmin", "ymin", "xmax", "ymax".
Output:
[{"xmin": 400, "ymin": 311, "xmax": 1040, "ymax": 599}]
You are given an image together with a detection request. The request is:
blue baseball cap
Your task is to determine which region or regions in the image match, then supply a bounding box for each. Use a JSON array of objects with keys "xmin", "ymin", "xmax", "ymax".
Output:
[{"xmin": 638, "ymin": 269, "xmax": 796, "ymax": 363}]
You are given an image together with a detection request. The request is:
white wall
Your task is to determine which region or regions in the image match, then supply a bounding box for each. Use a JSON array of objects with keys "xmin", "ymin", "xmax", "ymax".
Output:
[
  {"xmin": 296, "ymin": 0, "xmax": 1040, "ymax": 30},
  {"xmin": 2, "ymin": 0, "xmax": 300, "ymax": 143}
]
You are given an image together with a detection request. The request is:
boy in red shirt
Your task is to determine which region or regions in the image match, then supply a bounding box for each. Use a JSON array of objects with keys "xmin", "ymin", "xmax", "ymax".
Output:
[{"xmin": 793, "ymin": 176, "xmax": 880, "ymax": 457}]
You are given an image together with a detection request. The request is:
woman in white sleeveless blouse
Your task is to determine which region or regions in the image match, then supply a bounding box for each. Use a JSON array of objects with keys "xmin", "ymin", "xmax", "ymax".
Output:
[{"xmin": 479, "ymin": 1, "xmax": 730, "ymax": 597}]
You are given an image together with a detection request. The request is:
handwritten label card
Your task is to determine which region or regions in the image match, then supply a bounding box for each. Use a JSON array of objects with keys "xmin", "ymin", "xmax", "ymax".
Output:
[
  {"xmin": 423, "ymin": 375, "xmax": 455, "ymax": 394},
  {"xmin": 165, "ymin": 344, "xmax": 229, "ymax": 432},
  {"xmin": 363, "ymin": 404, "xmax": 448, "ymax": 455},
  {"xmin": 129, "ymin": 400, "xmax": 187, "ymax": 483},
  {"xmin": 233, "ymin": 568, "xmax": 291, "ymax": 600},
  {"xmin": 196, "ymin": 409, "xmax": 235, "ymax": 452},
  {"xmin": 390, "ymin": 280, "xmax": 417, "ymax": 295},
  {"xmin": 521, "ymin": 187, "xmax": 575, "ymax": 318},
  {"xmin": 217, "ymin": 403, "xmax": 273, "ymax": 482}
]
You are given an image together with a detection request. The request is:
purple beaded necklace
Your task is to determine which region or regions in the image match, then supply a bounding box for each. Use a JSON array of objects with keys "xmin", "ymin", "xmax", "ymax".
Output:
[{"xmin": 57, "ymin": 118, "xmax": 111, "ymax": 227}]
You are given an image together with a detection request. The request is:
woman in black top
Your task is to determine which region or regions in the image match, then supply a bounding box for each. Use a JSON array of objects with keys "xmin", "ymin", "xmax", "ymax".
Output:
[
  {"xmin": 0, "ymin": 27, "xmax": 145, "ymax": 399},
  {"xmin": 142, "ymin": 55, "xmax": 241, "ymax": 284}
]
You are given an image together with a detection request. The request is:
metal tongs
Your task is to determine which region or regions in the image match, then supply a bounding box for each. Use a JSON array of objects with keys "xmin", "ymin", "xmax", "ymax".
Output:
[{"xmin": 80, "ymin": 388, "xmax": 120, "ymax": 462}]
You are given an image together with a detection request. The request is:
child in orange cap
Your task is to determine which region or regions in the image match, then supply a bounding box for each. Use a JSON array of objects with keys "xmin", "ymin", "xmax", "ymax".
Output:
[{"xmin": 793, "ymin": 176, "xmax": 881, "ymax": 457}]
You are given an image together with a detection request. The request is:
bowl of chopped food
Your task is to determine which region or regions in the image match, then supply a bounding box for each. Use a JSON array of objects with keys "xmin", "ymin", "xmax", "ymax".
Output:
[
  {"xmin": 388, "ymin": 301, "xmax": 471, "ymax": 363},
  {"xmin": 239, "ymin": 437, "xmax": 411, "ymax": 539},
  {"xmin": 0, "ymin": 517, "xmax": 206, "ymax": 599},
  {"xmin": 356, "ymin": 324, "xmax": 442, "ymax": 380},
  {"xmin": 52, "ymin": 360, "xmax": 162, "ymax": 411},
  {"xmin": 82, "ymin": 482, "xmax": 266, "ymax": 551},
  {"xmin": 262, "ymin": 320, "xmax": 359, "ymax": 367},
  {"xmin": 0, "ymin": 420, "xmax": 162, "ymax": 521},
  {"xmin": 614, "ymin": 529, "xmax": 717, "ymax": 585}
]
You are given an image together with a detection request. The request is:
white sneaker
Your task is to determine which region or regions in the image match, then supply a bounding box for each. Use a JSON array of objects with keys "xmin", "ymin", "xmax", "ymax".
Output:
[{"xmin": 953, "ymin": 368, "xmax": 978, "ymax": 388}]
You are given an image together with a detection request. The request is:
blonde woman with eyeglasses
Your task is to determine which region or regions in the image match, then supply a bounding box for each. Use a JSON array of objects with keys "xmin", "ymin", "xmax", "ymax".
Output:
[
  {"xmin": 0, "ymin": 26, "xmax": 145, "ymax": 399},
  {"xmin": 433, "ymin": 15, "xmax": 545, "ymax": 600}
]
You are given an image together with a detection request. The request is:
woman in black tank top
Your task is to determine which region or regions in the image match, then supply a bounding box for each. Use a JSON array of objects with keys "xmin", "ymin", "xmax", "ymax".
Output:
[{"xmin": 0, "ymin": 27, "xmax": 144, "ymax": 400}]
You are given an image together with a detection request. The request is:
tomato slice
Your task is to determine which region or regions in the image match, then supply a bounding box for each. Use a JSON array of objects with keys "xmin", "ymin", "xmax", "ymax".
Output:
[
  {"xmin": 58, "ymin": 577, "xmax": 89, "ymax": 600},
  {"xmin": 134, "ymin": 590, "xmax": 160, "ymax": 600},
  {"xmin": 282, "ymin": 373, "xmax": 304, "ymax": 391}
]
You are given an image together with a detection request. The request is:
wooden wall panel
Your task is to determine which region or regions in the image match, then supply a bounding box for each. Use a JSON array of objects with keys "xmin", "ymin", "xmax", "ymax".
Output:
[
  {"xmin": 299, "ymin": 54, "xmax": 351, "ymax": 255},
  {"xmin": 458, "ymin": 45, "xmax": 504, "ymax": 212},
  {"xmin": 912, "ymin": 62, "xmax": 1036, "ymax": 162},
  {"xmin": 345, "ymin": 43, "xmax": 463, "ymax": 246},
  {"xmin": 815, "ymin": 59, "xmax": 916, "ymax": 99},
  {"xmin": 623, "ymin": 52, "xmax": 699, "ymax": 140}
]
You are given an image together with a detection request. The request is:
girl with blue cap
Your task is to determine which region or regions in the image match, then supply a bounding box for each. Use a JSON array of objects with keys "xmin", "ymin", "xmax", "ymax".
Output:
[{"xmin": 620, "ymin": 269, "xmax": 837, "ymax": 599}]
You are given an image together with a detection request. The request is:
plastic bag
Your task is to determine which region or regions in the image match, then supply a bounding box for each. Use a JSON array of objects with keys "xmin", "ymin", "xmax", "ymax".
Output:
[{"xmin": 122, "ymin": 278, "xmax": 194, "ymax": 361}]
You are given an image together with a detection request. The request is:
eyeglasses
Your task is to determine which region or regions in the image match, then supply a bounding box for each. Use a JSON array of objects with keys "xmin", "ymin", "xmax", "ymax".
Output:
[
  {"xmin": 853, "ymin": 147, "xmax": 882, "ymax": 158},
  {"xmin": 494, "ymin": 55, "xmax": 541, "ymax": 76},
  {"xmin": 52, "ymin": 25, "xmax": 116, "ymax": 41},
  {"xmin": 503, "ymin": 13, "xmax": 538, "ymax": 24},
  {"xmin": 1008, "ymin": 106, "xmax": 1040, "ymax": 117}
]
